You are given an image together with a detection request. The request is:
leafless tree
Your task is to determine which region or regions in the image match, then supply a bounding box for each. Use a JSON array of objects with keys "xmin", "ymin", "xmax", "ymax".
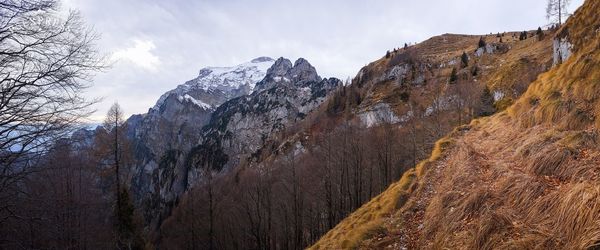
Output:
[
  {"xmin": 0, "ymin": 0, "xmax": 104, "ymax": 240},
  {"xmin": 100, "ymin": 103, "xmax": 143, "ymax": 249},
  {"xmin": 547, "ymin": 0, "xmax": 571, "ymax": 25}
]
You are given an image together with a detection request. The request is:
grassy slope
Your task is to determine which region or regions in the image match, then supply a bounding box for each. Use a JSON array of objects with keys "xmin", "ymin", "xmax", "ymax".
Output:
[
  {"xmin": 354, "ymin": 32, "xmax": 552, "ymax": 120},
  {"xmin": 312, "ymin": 0, "xmax": 600, "ymax": 248}
]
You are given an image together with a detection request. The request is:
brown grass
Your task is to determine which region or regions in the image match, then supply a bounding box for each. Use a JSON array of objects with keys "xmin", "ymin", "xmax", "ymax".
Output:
[{"xmin": 314, "ymin": 1, "xmax": 600, "ymax": 248}]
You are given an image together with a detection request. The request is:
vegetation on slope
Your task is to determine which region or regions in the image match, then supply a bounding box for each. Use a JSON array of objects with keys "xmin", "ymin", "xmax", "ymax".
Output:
[{"xmin": 314, "ymin": 0, "xmax": 600, "ymax": 248}]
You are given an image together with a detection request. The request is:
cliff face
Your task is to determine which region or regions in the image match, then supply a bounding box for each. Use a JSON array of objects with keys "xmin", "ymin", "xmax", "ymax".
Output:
[
  {"xmin": 126, "ymin": 57, "xmax": 340, "ymax": 228},
  {"xmin": 126, "ymin": 58, "xmax": 275, "ymax": 226},
  {"xmin": 313, "ymin": 0, "xmax": 600, "ymax": 248},
  {"xmin": 186, "ymin": 57, "xmax": 341, "ymax": 182}
]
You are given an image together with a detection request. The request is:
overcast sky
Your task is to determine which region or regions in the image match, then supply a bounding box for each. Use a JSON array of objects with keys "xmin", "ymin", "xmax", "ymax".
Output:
[{"xmin": 60, "ymin": 0, "xmax": 584, "ymax": 121}]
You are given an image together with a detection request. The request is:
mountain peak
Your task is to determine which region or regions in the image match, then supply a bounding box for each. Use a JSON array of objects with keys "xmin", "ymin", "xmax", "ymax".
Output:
[
  {"xmin": 267, "ymin": 57, "xmax": 293, "ymax": 77},
  {"xmin": 255, "ymin": 57, "xmax": 323, "ymax": 92},
  {"xmin": 293, "ymin": 57, "xmax": 310, "ymax": 67},
  {"xmin": 290, "ymin": 57, "xmax": 320, "ymax": 83},
  {"xmin": 153, "ymin": 58, "xmax": 275, "ymax": 111}
]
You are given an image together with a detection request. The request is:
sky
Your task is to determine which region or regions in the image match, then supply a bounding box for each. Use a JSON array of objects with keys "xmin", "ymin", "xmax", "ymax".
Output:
[{"xmin": 60, "ymin": 0, "xmax": 584, "ymax": 121}]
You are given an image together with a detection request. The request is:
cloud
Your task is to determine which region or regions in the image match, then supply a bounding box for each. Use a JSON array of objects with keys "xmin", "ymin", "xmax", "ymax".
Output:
[{"xmin": 112, "ymin": 39, "xmax": 160, "ymax": 71}]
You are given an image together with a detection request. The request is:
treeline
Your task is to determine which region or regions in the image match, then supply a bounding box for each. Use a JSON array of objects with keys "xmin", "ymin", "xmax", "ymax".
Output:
[
  {"xmin": 160, "ymin": 123, "xmax": 416, "ymax": 249},
  {"xmin": 159, "ymin": 41, "xmax": 500, "ymax": 248},
  {"xmin": 0, "ymin": 104, "xmax": 147, "ymax": 249},
  {"xmin": 159, "ymin": 89, "xmax": 484, "ymax": 249}
]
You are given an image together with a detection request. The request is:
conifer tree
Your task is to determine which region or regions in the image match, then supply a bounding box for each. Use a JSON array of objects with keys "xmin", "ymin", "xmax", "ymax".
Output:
[
  {"xmin": 478, "ymin": 37, "xmax": 486, "ymax": 48},
  {"xmin": 460, "ymin": 52, "xmax": 469, "ymax": 68},
  {"xmin": 449, "ymin": 68, "xmax": 458, "ymax": 83}
]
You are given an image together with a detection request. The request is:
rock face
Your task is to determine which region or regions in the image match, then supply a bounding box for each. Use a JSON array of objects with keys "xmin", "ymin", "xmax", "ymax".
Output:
[
  {"xmin": 186, "ymin": 57, "xmax": 341, "ymax": 183},
  {"xmin": 126, "ymin": 57, "xmax": 340, "ymax": 228},
  {"xmin": 126, "ymin": 57, "xmax": 275, "ymax": 226},
  {"xmin": 553, "ymin": 37, "xmax": 572, "ymax": 65}
]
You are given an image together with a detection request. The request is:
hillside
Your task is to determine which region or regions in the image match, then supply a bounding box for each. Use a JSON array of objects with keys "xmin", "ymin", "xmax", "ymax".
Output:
[
  {"xmin": 156, "ymin": 11, "xmax": 562, "ymax": 250},
  {"xmin": 313, "ymin": 0, "xmax": 600, "ymax": 248}
]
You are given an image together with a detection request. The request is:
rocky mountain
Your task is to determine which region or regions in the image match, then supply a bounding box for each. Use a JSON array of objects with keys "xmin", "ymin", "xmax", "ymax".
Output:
[
  {"xmin": 127, "ymin": 57, "xmax": 340, "ymax": 227},
  {"xmin": 154, "ymin": 16, "xmax": 565, "ymax": 248},
  {"xmin": 126, "ymin": 57, "xmax": 275, "ymax": 225},
  {"xmin": 186, "ymin": 58, "xmax": 341, "ymax": 181}
]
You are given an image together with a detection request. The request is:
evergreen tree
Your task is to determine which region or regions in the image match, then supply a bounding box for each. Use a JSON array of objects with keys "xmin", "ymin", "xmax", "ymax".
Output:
[
  {"xmin": 449, "ymin": 68, "xmax": 458, "ymax": 84},
  {"xmin": 536, "ymin": 27, "xmax": 545, "ymax": 41},
  {"xmin": 478, "ymin": 37, "xmax": 486, "ymax": 48},
  {"xmin": 460, "ymin": 52, "xmax": 469, "ymax": 68},
  {"xmin": 472, "ymin": 66, "xmax": 479, "ymax": 76},
  {"xmin": 478, "ymin": 86, "xmax": 496, "ymax": 116},
  {"xmin": 115, "ymin": 188, "xmax": 145, "ymax": 250},
  {"xmin": 519, "ymin": 31, "xmax": 527, "ymax": 41}
]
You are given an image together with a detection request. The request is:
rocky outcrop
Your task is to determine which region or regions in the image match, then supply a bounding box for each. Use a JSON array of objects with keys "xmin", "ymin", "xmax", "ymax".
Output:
[
  {"xmin": 126, "ymin": 57, "xmax": 339, "ymax": 228},
  {"xmin": 186, "ymin": 57, "xmax": 340, "ymax": 183},
  {"xmin": 553, "ymin": 37, "xmax": 572, "ymax": 65},
  {"xmin": 126, "ymin": 57, "xmax": 275, "ymax": 227}
]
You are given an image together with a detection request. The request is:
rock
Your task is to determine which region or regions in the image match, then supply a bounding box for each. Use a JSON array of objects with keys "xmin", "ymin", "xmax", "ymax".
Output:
[
  {"xmin": 553, "ymin": 38, "xmax": 572, "ymax": 65},
  {"xmin": 126, "ymin": 58, "xmax": 275, "ymax": 227}
]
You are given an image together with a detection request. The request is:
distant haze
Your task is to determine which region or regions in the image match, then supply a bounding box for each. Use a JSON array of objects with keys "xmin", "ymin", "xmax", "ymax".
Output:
[{"xmin": 61, "ymin": 0, "xmax": 584, "ymax": 121}]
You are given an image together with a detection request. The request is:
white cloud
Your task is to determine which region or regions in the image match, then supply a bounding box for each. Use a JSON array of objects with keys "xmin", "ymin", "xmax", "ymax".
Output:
[{"xmin": 112, "ymin": 39, "xmax": 160, "ymax": 71}]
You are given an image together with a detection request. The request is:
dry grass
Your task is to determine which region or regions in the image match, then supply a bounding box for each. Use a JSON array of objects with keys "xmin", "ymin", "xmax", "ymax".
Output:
[
  {"xmin": 310, "ymin": 131, "xmax": 459, "ymax": 249},
  {"xmin": 508, "ymin": 0, "xmax": 600, "ymax": 130},
  {"xmin": 314, "ymin": 1, "xmax": 600, "ymax": 248},
  {"xmin": 309, "ymin": 168, "xmax": 417, "ymax": 250}
]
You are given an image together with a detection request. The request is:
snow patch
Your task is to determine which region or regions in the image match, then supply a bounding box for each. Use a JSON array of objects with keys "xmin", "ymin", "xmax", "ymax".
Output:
[
  {"xmin": 182, "ymin": 94, "xmax": 212, "ymax": 110},
  {"xmin": 153, "ymin": 57, "xmax": 275, "ymax": 110}
]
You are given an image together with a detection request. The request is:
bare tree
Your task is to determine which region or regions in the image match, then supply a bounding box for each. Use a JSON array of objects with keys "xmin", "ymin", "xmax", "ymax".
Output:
[
  {"xmin": 0, "ymin": 0, "xmax": 103, "ymax": 237},
  {"xmin": 101, "ymin": 103, "xmax": 142, "ymax": 249},
  {"xmin": 547, "ymin": 0, "xmax": 571, "ymax": 25}
]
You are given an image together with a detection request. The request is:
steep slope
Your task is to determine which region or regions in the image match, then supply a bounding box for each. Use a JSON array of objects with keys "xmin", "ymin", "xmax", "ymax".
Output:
[
  {"xmin": 130, "ymin": 57, "xmax": 340, "ymax": 229},
  {"xmin": 313, "ymin": 0, "xmax": 600, "ymax": 248},
  {"xmin": 185, "ymin": 57, "xmax": 341, "ymax": 179},
  {"xmin": 156, "ymin": 17, "xmax": 562, "ymax": 250},
  {"xmin": 322, "ymin": 29, "xmax": 554, "ymax": 132},
  {"xmin": 127, "ymin": 57, "xmax": 274, "ymax": 226}
]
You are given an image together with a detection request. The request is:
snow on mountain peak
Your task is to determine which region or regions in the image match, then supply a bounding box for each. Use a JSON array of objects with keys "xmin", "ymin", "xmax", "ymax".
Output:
[
  {"xmin": 192, "ymin": 57, "xmax": 275, "ymax": 91},
  {"xmin": 153, "ymin": 57, "xmax": 275, "ymax": 110}
]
